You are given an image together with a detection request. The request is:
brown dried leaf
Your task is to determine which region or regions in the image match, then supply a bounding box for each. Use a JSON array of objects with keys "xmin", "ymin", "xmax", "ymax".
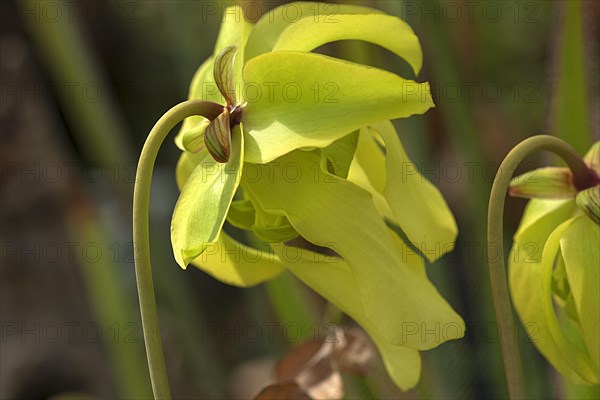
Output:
[
  {"xmin": 297, "ymin": 357, "xmax": 344, "ymax": 399},
  {"xmin": 275, "ymin": 326, "xmax": 347, "ymax": 399},
  {"xmin": 335, "ymin": 327, "xmax": 377, "ymax": 376},
  {"xmin": 276, "ymin": 340, "xmax": 325, "ymax": 382},
  {"xmin": 254, "ymin": 382, "xmax": 312, "ymax": 400}
]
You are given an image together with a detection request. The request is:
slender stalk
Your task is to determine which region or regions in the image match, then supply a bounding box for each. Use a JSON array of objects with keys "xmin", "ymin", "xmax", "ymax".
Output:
[
  {"xmin": 488, "ymin": 135, "xmax": 593, "ymax": 400},
  {"xmin": 133, "ymin": 100, "xmax": 222, "ymax": 399},
  {"xmin": 552, "ymin": 0, "xmax": 592, "ymax": 155}
]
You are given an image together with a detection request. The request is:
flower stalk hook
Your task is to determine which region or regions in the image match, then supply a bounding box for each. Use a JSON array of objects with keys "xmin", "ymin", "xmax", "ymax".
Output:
[
  {"xmin": 487, "ymin": 135, "xmax": 596, "ymax": 400},
  {"xmin": 133, "ymin": 100, "xmax": 226, "ymax": 400}
]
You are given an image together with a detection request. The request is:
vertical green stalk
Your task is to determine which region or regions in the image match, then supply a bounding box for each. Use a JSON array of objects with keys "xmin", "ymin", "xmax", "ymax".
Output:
[
  {"xmin": 552, "ymin": 0, "xmax": 591, "ymax": 154},
  {"xmin": 133, "ymin": 100, "xmax": 222, "ymax": 400},
  {"xmin": 488, "ymin": 135, "xmax": 592, "ymax": 400}
]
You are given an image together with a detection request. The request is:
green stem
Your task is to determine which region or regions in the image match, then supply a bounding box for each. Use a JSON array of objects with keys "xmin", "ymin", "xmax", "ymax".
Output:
[
  {"xmin": 133, "ymin": 100, "xmax": 222, "ymax": 399},
  {"xmin": 488, "ymin": 135, "xmax": 593, "ymax": 400}
]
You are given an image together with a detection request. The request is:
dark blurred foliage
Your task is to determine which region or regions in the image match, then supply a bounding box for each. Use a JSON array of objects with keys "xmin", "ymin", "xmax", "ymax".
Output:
[{"xmin": 1, "ymin": 1, "xmax": 598, "ymax": 399}]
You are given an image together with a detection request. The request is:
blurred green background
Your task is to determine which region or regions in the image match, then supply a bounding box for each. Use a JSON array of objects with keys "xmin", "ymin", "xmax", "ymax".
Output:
[{"xmin": 1, "ymin": 0, "xmax": 598, "ymax": 399}]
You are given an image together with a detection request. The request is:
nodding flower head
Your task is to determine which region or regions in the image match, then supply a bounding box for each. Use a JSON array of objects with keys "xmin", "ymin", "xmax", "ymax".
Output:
[
  {"xmin": 169, "ymin": 3, "xmax": 465, "ymax": 392},
  {"xmin": 508, "ymin": 141, "xmax": 600, "ymax": 385}
]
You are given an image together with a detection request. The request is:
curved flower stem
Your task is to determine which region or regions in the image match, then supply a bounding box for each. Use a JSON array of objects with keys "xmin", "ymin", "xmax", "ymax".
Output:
[
  {"xmin": 488, "ymin": 135, "xmax": 594, "ymax": 400},
  {"xmin": 133, "ymin": 100, "xmax": 223, "ymax": 399}
]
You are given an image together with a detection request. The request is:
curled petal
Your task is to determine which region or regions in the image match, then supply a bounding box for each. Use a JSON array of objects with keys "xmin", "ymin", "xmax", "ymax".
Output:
[
  {"xmin": 214, "ymin": 45, "xmax": 238, "ymax": 105},
  {"xmin": 509, "ymin": 199, "xmax": 587, "ymax": 383},
  {"xmin": 272, "ymin": 13, "xmax": 423, "ymax": 75},
  {"xmin": 576, "ymin": 186, "xmax": 600, "ymax": 225},
  {"xmin": 253, "ymin": 223, "xmax": 299, "ymax": 243},
  {"xmin": 242, "ymin": 52, "xmax": 433, "ymax": 163},
  {"xmin": 560, "ymin": 216, "xmax": 600, "ymax": 373},
  {"xmin": 190, "ymin": 233, "xmax": 284, "ymax": 287},
  {"xmin": 226, "ymin": 199, "xmax": 256, "ymax": 230},
  {"xmin": 245, "ymin": 188, "xmax": 300, "ymax": 242},
  {"xmin": 205, "ymin": 108, "xmax": 232, "ymax": 163},
  {"xmin": 213, "ymin": 5, "xmax": 252, "ymax": 102},
  {"xmin": 244, "ymin": 150, "xmax": 464, "ymax": 350},
  {"xmin": 182, "ymin": 119, "xmax": 210, "ymax": 153},
  {"xmin": 540, "ymin": 218, "xmax": 598, "ymax": 382},
  {"xmin": 369, "ymin": 121, "xmax": 457, "ymax": 261},
  {"xmin": 321, "ymin": 131, "xmax": 359, "ymax": 179},
  {"xmin": 245, "ymin": 2, "xmax": 383, "ymax": 61}
]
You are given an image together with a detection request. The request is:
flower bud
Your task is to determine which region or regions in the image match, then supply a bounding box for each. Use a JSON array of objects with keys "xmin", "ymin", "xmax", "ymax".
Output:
[{"xmin": 509, "ymin": 167, "xmax": 576, "ymax": 199}]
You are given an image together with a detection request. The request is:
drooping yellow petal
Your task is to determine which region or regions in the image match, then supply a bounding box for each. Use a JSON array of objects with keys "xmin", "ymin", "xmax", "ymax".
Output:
[
  {"xmin": 242, "ymin": 52, "xmax": 433, "ymax": 163},
  {"xmin": 244, "ymin": 149, "xmax": 464, "ymax": 349},
  {"xmin": 171, "ymin": 127, "xmax": 243, "ymax": 268},
  {"xmin": 540, "ymin": 217, "xmax": 598, "ymax": 383},
  {"xmin": 190, "ymin": 233, "xmax": 284, "ymax": 287},
  {"xmin": 273, "ymin": 243, "xmax": 422, "ymax": 391},
  {"xmin": 558, "ymin": 215, "xmax": 600, "ymax": 375},
  {"xmin": 245, "ymin": 2, "xmax": 382, "ymax": 61},
  {"xmin": 370, "ymin": 121, "xmax": 457, "ymax": 261},
  {"xmin": 509, "ymin": 198, "xmax": 588, "ymax": 383},
  {"xmin": 272, "ymin": 13, "xmax": 422, "ymax": 75}
]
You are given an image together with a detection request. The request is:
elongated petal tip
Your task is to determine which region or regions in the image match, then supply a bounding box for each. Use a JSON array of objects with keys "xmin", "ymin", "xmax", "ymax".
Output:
[{"xmin": 173, "ymin": 248, "xmax": 188, "ymax": 270}]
